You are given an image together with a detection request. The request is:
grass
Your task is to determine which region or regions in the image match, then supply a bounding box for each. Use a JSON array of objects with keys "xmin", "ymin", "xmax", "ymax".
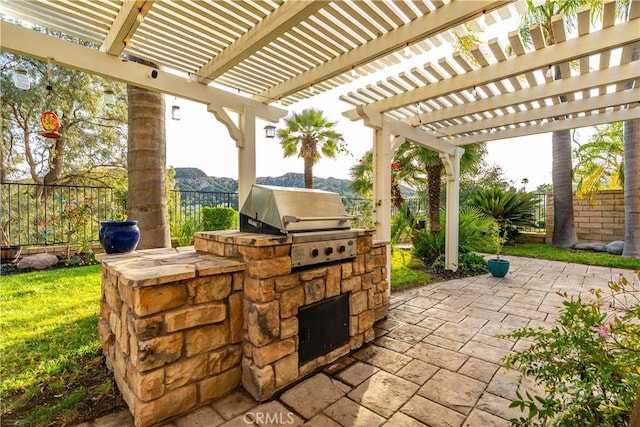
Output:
[
  {"xmin": 500, "ymin": 243, "xmax": 640, "ymax": 270},
  {"xmin": 0, "ymin": 265, "xmax": 120, "ymax": 426},
  {"xmin": 390, "ymin": 248, "xmax": 431, "ymax": 290}
]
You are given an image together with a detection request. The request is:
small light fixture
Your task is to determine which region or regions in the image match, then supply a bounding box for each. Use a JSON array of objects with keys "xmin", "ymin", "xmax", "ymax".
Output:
[
  {"xmin": 171, "ymin": 105, "xmax": 181, "ymax": 121},
  {"xmin": 545, "ymin": 65, "xmax": 553, "ymax": 78},
  {"xmin": 14, "ymin": 67, "xmax": 30, "ymax": 90},
  {"xmin": 471, "ymin": 86, "xmax": 477, "ymax": 97},
  {"xmin": 351, "ymin": 67, "xmax": 357, "ymax": 78},
  {"xmin": 103, "ymin": 89, "xmax": 116, "ymax": 107},
  {"xmin": 403, "ymin": 43, "xmax": 411, "ymax": 58},
  {"xmin": 264, "ymin": 124, "xmax": 276, "ymax": 139},
  {"xmin": 137, "ymin": 7, "xmax": 144, "ymax": 23}
]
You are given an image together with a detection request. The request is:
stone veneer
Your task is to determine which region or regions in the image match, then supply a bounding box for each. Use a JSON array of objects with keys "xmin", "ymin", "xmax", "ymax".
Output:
[{"xmin": 99, "ymin": 230, "xmax": 388, "ymax": 427}]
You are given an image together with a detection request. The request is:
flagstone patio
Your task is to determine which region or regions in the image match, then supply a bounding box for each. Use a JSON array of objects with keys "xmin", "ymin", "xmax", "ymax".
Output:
[{"xmin": 78, "ymin": 256, "xmax": 633, "ymax": 427}]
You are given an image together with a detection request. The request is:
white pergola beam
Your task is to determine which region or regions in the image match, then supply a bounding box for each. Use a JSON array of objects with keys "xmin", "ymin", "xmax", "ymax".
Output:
[
  {"xmin": 1, "ymin": 21, "xmax": 286, "ymax": 121},
  {"xmin": 402, "ymin": 62, "xmax": 640, "ymax": 127},
  {"xmin": 100, "ymin": 0, "xmax": 151, "ymax": 55},
  {"xmin": 343, "ymin": 19, "xmax": 639, "ymax": 119},
  {"xmin": 452, "ymin": 107, "xmax": 640, "ymax": 145},
  {"xmin": 256, "ymin": 0, "xmax": 513, "ymax": 101},
  {"xmin": 443, "ymin": 87, "xmax": 640, "ymax": 136},
  {"xmin": 197, "ymin": 1, "xmax": 329, "ymax": 83}
]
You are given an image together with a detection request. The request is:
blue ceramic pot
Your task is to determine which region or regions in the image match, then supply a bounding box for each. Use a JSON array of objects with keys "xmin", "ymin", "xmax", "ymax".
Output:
[
  {"xmin": 99, "ymin": 221, "xmax": 140, "ymax": 254},
  {"xmin": 488, "ymin": 258, "xmax": 510, "ymax": 277}
]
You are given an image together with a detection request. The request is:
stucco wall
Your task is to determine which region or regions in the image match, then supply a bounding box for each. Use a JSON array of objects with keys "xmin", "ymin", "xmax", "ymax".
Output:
[{"xmin": 545, "ymin": 190, "xmax": 625, "ymax": 244}]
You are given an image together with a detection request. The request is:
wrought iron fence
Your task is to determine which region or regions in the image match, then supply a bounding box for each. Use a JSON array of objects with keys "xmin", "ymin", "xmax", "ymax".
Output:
[{"xmin": 1, "ymin": 182, "xmax": 547, "ymax": 247}]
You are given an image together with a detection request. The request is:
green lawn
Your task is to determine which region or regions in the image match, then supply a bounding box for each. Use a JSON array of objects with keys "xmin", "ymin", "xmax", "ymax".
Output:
[
  {"xmin": 501, "ymin": 243, "xmax": 640, "ymax": 270},
  {"xmin": 390, "ymin": 248, "xmax": 431, "ymax": 290},
  {"xmin": 0, "ymin": 265, "xmax": 114, "ymax": 426}
]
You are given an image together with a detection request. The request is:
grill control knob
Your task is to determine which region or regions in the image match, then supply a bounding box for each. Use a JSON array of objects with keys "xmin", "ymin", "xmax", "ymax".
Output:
[
  {"xmin": 338, "ymin": 244, "xmax": 346, "ymax": 253},
  {"xmin": 311, "ymin": 248, "xmax": 319, "ymax": 257},
  {"xmin": 325, "ymin": 247, "xmax": 334, "ymax": 255}
]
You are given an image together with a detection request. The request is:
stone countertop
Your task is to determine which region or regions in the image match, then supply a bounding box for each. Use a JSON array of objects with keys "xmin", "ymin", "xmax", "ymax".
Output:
[{"xmin": 97, "ymin": 247, "xmax": 245, "ymax": 288}]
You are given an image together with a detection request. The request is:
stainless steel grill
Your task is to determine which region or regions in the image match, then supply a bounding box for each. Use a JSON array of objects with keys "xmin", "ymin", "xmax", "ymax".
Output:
[{"xmin": 239, "ymin": 185, "xmax": 358, "ymax": 267}]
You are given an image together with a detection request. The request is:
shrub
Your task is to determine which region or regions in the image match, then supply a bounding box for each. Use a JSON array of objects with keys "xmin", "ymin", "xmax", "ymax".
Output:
[
  {"xmin": 201, "ymin": 207, "xmax": 238, "ymax": 231},
  {"xmin": 459, "ymin": 252, "xmax": 488, "ymax": 273},
  {"xmin": 501, "ymin": 272, "xmax": 640, "ymax": 426},
  {"xmin": 466, "ymin": 186, "xmax": 539, "ymax": 239},
  {"xmin": 171, "ymin": 217, "xmax": 197, "ymax": 246},
  {"xmin": 412, "ymin": 206, "xmax": 493, "ymax": 263}
]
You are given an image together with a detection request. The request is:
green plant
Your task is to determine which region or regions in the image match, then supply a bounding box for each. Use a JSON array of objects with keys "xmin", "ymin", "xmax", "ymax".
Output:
[
  {"xmin": 172, "ymin": 217, "xmax": 197, "ymax": 246},
  {"xmin": 201, "ymin": 206, "xmax": 237, "ymax": 231},
  {"xmin": 501, "ymin": 272, "xmax": 640, "ymax": 426},
  {"xmin": 500, "ymin": 244, "xmax": 640, "ymax": 270},
  {"xmin": 459, "ymin": 252, "xmax": 488, "ymax": 273},
  {"xmin": 489, "ymin": 220, "xmax": 507, "ymax": 260},
  {"xmin": 391, "ymin": 248, "xmax": 431, "ymax": 289},
  {"xmin": 467, "ymin": 186, "xmax": 539, "ymax": 239},
  {"xmin": 413, "ymin": 206, "xmax": 494, "ymax": 263},
  {"xmin": 49, "ymin": 200, "xmax": 95, "ymax": 259}
]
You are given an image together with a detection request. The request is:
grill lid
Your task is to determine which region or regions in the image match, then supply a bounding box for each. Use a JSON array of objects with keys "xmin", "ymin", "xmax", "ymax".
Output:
[{"xmin": 240, "ymin": 184, "xmax": 354, "ymax": 234}]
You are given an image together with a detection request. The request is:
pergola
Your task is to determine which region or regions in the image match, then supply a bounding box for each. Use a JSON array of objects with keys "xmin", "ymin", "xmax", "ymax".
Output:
[{"xmin": 1, "ymin": 0, "xmax": 638, "ymax": 271}]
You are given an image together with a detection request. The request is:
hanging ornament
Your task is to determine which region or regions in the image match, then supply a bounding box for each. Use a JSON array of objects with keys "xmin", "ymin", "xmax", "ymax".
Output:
[
  {"xmin": 40, "ymin": 111, "xmax": 61, "ymax": 139},
  {"xmin": 40, "ymin": 58, "xmax": 61, "ymax": 139},
  {"xmin": 13, "ymin": 67, "xmax": 30, "ymax": 90}
]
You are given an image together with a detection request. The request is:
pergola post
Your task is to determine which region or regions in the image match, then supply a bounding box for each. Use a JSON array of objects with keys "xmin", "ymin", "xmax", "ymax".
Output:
[
  {"xmin": 441, "ymin": 147, "xmax": 465, "ymax": 271},
  {"xmin": 238, "ymin": 106, "xmax": 257, "ymax": 206},
  {"xmin": 373, "ymin": 125, "xmax": 393, "ymax": 288}
]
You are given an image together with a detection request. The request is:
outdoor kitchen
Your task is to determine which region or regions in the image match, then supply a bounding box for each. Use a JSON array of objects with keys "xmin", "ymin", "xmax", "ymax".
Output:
[{"xmin": 98, "ymin": 185, "xmax": 390, "ymax": 427}]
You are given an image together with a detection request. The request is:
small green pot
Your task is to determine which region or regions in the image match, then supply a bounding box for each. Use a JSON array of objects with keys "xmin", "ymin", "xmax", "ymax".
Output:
[{"xmin": 488, "ymin": 258, "xmax": 510, "ymax": 277}]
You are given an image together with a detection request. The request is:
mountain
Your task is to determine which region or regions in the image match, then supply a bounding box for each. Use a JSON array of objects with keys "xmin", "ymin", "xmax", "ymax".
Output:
[{"xmin": 173, "ymin": 168, "xmax": 414, "ymax": 198}]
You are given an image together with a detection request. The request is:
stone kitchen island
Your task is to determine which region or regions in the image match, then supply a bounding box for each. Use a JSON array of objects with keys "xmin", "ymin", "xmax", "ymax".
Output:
[{"xmin": 99, "ymin": 230, "xmax": 389, "ymax": 427}]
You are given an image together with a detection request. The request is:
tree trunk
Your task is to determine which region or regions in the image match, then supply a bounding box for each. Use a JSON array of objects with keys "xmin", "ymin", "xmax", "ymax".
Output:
[
  {"xmin": 551, "ymin": 129, "xmax": 578, "ymax": 247},
  {"xmin": 127, "ymin": 84, "xmax": 170, "ymax": 249},
  {"xmin": 622, "ymin": 43, "xmax": 639, "ymax": 258},
  {"xmin": 301, "ymin": 137, "xmax": 315, "ymax": 188},
  {"xmin": 427, "ymin": 163, "xmax": 443, "ymax": 233}
]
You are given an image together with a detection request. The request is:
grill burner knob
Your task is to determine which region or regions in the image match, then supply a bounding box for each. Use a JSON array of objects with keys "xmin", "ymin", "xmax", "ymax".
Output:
[
  {"xmin": 325, "ymin": 247, "xmax": 334, "ymax": 255},
  {"xmin": 311, "ymin": 248, "xmax": 319, "ymax": 257},
  {"xmin": 338, "ymin": 244, "xmax": 346, "ymax": 253}
]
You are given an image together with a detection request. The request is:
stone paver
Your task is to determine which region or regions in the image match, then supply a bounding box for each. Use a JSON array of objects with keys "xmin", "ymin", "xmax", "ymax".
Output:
[
  {"xmin": 280, "ymin": 374, "xmax": 347, "ymax": 419},
  {"xmin": 348, "ymin": 370, "xmax": 419, "ymax": 418},
  {"xmin": 77, "ymin": 257, "xmax": 623, "ymax": 427}
]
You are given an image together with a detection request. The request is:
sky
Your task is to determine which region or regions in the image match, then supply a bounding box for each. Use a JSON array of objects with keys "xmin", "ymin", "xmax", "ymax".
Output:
[{"xmin": 165, "ymin": 93, "xmax": 561, "ymax": 192}]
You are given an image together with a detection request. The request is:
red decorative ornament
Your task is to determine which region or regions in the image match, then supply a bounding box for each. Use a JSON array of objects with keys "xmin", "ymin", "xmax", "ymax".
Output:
[{"xmin": 40, "ymin": 111, "xmax": 61, "ymax": 139}]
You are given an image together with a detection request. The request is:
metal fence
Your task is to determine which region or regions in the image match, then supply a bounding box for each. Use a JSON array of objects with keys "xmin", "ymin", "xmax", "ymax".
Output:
[{"xmin": 1, "ymin": 182, "xmax": 547, "ymax": 247}]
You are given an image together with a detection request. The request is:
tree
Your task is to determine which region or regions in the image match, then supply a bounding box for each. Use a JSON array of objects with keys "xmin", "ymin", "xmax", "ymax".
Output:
[
  {"xmin": 276, "ymin": 108, "xmax": 346, "ymax": 188},
  {"xmin": 0, "ymin": 53, "xmax": 127, "ymax": 187},
  {"xmin": 622, "ymin": 43, "xmax": 640, "ymax": 258},
  {"xmin": 126, "ymin": 71, "xmax": 170, "ymax": 249},
  {"xmin": 573, "ymin": 122, "xmax": 624, "ymax": 203},
  {"xmin": 393, "ymin": 141, "xmax": 485, "ymax": 233},
  {"xmin": 519, "ymin": 0, "xmax": 603, "ymax": 248}
]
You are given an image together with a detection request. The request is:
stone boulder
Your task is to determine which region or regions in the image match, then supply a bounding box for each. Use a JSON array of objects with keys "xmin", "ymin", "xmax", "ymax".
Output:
[
  {"xmin": 573, "ymin": 242, "xmax": 607, "ymax": 252},
  {"xmin": 605, "ymin": 240, "xmax": 624, "ymax": 255},
  {"xmin": 17, "ymin": 253, "xmax": 59, "ymax": 270}
]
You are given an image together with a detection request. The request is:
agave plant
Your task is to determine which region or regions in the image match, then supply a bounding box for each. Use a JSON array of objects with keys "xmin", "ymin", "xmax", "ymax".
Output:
[{"xmin": 467, "ymin": 187, "xmax": 539, "ymax": 239}]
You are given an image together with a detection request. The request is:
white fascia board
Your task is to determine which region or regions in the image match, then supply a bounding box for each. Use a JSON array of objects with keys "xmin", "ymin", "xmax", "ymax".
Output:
[{"xmin": 1, "ymin": 21, "xmax": 287, "ymax": 121}]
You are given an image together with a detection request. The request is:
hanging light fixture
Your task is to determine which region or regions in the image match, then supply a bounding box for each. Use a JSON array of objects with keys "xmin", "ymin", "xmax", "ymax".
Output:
[
  {"xmin": 171, "ymin": 105, "xmax": 181, "ymax": 121},
  {"xmin": 13, "ymin": 67, "xmax": 30, "ymax": 90},
  {"xmin": 264, "ymin": 124, "xmax": 276, "ymax": 139},
  {"xmin": 403, "ymin": 43, "xmax": 411, "ymax": 58},
  {"xmin": 545, "ymin": 65, "xmax": 553, "ymax": 78},
  {"xmin": 103, "ymin": 89, "xmax": 116, "ymax": 107}
]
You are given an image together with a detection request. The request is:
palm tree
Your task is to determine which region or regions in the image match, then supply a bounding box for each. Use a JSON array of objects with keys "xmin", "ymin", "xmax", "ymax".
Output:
[
  {"xmin": 394, "ymin": 141, "xmax": 485, "ymax": 233},
  {"xmin": 520, "ymin": 0, "xmax": 599, "ymax": 248},
  {"xmin": 126, "ymin": 83, "xmax": 171, "ymax": 249},
  {"xmin": 622, "ymin": 43, "xmax": 639, "ymax": 258},
  {"xmin": 276, "ymin": 108, "xmax": 345, "ymax": 188},
  {"xmin": 573, "ymin": 123, "xmax": 624, "ymax": 204}
]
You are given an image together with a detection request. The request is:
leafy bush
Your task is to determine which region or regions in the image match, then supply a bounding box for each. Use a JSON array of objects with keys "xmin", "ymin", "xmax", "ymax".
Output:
[
  {"xmin": 459, "ymin": 252, "xmax": 488, "ymax": 273},
  {"xmin": 501, "ymin": 272, "xmax": 640, "ymax": 426},
  {"xmin": 412, "ymin": 206, "xmax": 493, "ymax": 263},
  {"xmin": 171, "ymin": 217, "xmax": 197, "ymax": 246},
  {"xmin": 201, "ymin": 207, "xmax": 238, "ymax": 231},
  {"xmin": 466, "ymin": 186, "xmax": 539, "ymax": 239}
]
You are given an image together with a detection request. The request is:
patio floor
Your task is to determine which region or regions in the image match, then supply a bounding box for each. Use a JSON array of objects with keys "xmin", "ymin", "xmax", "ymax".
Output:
[{"xmin": 78, "ymin": 256, "xmax": 633, "ymax": 427}]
